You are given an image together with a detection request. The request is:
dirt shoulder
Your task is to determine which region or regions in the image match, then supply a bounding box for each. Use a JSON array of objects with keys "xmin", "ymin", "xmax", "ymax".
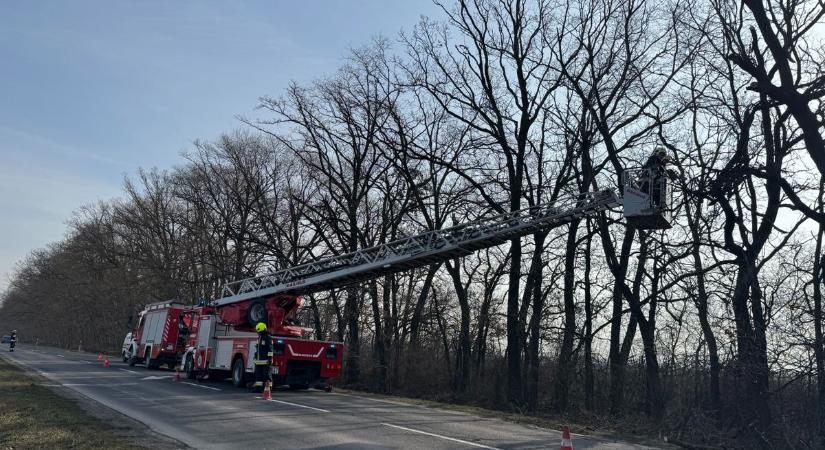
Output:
[{"xmin": 0, "ymin": 354, "xmax": 186, "ymax": 450}]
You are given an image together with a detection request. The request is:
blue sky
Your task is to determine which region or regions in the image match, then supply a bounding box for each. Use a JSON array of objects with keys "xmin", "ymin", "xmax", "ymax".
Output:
[{"xmin": 0, "ymin": 0, "xmax": 442, "ymax": 290}]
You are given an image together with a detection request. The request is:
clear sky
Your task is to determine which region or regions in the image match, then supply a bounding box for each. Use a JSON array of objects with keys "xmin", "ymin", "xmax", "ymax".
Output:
[{"xmin": 0, "ymin": 0, "xmax": 442, "ymax": 290}]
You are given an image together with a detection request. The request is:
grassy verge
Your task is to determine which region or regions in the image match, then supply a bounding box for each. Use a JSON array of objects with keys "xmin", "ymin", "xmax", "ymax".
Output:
[{"xmin": 0, "ymin": 357, "xmax": 137, "ymax": 450}]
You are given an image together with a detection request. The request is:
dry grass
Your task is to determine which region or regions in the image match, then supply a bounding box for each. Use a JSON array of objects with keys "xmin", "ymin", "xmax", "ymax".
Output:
[{"xmin": 0, "ymin": 357, "xmax": 137, "ymax": 450}]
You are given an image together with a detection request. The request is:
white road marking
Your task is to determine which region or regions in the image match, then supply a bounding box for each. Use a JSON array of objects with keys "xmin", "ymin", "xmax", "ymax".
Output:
[
  {"xmin": 182, "ymin": 382, "xmax": 221, "ymax": 391},
  {"xmin": 141, "ymin": 375, "xmax": 171, "ymax": 381},
  {"xmin": 331, "ymin": 392, "xmax": 413, "ymax": 407},
  {"xmin": 56, "ymin": 355, "xmax": 64, "ymax": 358},
  {"xmin": 331, "ymin": 392, "xmax": 468, "ymax": 416},
  {"xmin": 42, "ymin": 383, "xmax": 139, "ymax": 387},
  {"xmin": 381, "ymin": 423, "xmax": 503, "ymax": 450},
  {"xmin": 120, "ymin": 368, "xmax": 139, "ymax": 374},
  {"xmin": 46, "ymin": 374, "xmax": 132, "ymax": 378},
  {"xmin": 255, "ymin": 397, "xmax": 329, "ymax": 412}
]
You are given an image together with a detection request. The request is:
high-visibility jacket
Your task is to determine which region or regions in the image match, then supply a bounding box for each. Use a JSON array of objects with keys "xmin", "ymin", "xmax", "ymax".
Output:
[{"xmin": 254, "ymin": 332, "xmax": 272, "ymax": 365}]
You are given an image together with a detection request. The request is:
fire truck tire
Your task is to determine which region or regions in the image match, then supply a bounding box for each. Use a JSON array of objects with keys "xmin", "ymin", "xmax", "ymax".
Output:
[
  {"xmin": 231, "ymin": 357, "xmax": 246, "ymax": 388},
  {"xmin": 184, "ymin": 354, "xmax": 196, "ymax": 380},
  {"xmin": 145, "ymin": 350, "xmax": 158, "ymax": 370},
  {"xmin": 128, "ymin": 345, "xmax": 137, "ymax": 366},
  {"xmin": 246, "ymin": 299, "xmax": 268, "ymax": 327}
]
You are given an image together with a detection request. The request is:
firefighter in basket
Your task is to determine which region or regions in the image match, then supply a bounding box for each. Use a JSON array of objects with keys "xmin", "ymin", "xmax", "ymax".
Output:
[
  {"xmin": 9, "ymin": 330, "xmax": 17, "ymax": 352},
  {"xmin": 636, "ymin": 147, "xmax": 676, "ymax": 208},
  {"xmin": 251, "ymin": 322, "xmax": 273, "ymax": 392}
]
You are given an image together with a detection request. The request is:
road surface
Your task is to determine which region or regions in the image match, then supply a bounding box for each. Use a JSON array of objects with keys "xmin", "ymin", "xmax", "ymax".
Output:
[{"xmin": 2, "ymin": 344, "xmax": 658, "ymax": 449}]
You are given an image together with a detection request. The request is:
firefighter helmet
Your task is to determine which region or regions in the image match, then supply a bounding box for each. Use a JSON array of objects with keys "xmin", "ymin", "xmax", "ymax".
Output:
[
  {"xmin": 255, "ymin": 322, "xmax": 266, "ymax": 333},
  {"xmin": 654, "ymin": 146, "xmax": 669, "ymax": 161}
]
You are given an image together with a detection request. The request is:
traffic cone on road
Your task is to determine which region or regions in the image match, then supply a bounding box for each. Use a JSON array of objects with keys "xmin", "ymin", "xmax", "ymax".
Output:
[
  {"xmin": 173, "ymin": 365, "xmax": 181, "ymax": 382},
  {"xmin": 262, "ymin": 381, "xmax": 272, "ymax": 400},
  {"xmin": 103, "ymin": 357, "xmax": 110, "ymax": 368},
  {"xmin": 97, "ymin": 353, "xmax": 103, "ymax": 361},
  {"xmin": 560, "ymin": 425, "xmax": 573, "ymax": 450}
]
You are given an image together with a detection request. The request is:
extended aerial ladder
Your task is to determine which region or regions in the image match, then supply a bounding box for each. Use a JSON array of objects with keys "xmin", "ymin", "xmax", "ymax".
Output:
[{"xmin": 215, "ymin": 161, "xmax": 671, "ymax": 315}]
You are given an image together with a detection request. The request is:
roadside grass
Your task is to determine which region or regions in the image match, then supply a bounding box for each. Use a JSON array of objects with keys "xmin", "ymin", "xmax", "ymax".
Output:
[
  {"xmin": 0, "ymin": 357, "xmax": 136, "ymax": 450},
  {"xmin": 335, "ymin": 388, "xmax": 671, "ymax": 449}
]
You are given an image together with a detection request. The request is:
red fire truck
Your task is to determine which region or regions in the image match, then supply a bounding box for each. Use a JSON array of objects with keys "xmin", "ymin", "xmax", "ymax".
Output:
[{"xmin": 179, "ymin": 295, "xmax": 342, "ymax": 390}]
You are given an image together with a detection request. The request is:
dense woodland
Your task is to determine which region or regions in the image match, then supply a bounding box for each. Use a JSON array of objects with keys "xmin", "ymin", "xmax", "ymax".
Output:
[{"xmin": 2, "ymin": 0, "xmax": 825, "ymax": 447}]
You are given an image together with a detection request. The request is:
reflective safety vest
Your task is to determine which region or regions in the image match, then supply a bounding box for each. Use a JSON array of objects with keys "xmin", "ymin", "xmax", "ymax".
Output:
[{"xmin": 254, "ymin": 332, "xmax": 273, "ymax": 365}]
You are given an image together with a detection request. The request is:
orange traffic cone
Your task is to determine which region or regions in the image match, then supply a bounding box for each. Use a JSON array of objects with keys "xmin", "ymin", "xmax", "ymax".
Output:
[
  {"xmin": 97, "ymin": 353, "xmax": 103, "ymax": 361},
  {"xmin": 173, "ymin": 365, "xmax": 181, "ymax": 382},
  {"xmin": 262, "ymin": 381, "xmax": 272, "ymax": 400},
  {"xmin": 103, "ymin": 357, "xmax": 110, "ymax": 368},
  {"xmin": 560, "ymin": 425, "xmax": 573, "ymax": 450}
]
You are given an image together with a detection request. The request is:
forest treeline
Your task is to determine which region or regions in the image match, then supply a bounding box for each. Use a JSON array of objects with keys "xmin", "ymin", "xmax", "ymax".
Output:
[{"xmin": 2, "ymin": 0, "xmax": 825, "ymax": 447}]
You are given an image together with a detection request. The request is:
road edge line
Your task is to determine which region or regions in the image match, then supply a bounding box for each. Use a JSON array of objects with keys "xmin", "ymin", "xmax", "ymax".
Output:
[{"xmin": 381, "ymin": 422, "xmax": 503, "ymax": 449}]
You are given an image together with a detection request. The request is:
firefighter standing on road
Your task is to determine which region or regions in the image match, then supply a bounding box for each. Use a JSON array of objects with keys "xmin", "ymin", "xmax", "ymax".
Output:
[
  {"xmin": 9, "ymin": 330, "xmax": 17, "ymax": 352},
  {"xmin": 252, "ymin": 322, "xmax": 273, "ymax": 391}
]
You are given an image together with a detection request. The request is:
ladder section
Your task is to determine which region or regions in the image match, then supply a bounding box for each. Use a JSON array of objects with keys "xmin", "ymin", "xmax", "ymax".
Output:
[{"xmin": 215, "ymin": 188, "xmax": 620, "ymax": 306}]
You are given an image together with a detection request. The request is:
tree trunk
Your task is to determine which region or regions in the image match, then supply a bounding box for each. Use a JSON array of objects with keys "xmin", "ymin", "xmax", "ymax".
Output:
[
  {"xmin": 369, "ymin": 280, "xmax": 387, "ymax": 392},
  {"xmin": 685, "ymin": 196, "xmax": 721, "ymax": 412},
  {"xmin": 308, "ymin": 294, "xmax": 324, "ymax": 340},
  {"xmin": 344, "ymin": 286, "xmax": 360, "ymax": 384},
  {"xmin": 583, "ymin": 232, "xmax": 595, "ymax": 411},
  {"xmin": 730, "ymin": 263, "xmax": 772, "ymax": 432},
  {"xmin": 606, "ymin": 225, "xmax": 635, "ymax": 415},
  {"xmin": 526, "ymin": 232, "xmax": 548, "ymax": 412},
  {"xmin": 814, "ymin": 215, "xmax": 825, "ymax": 438},
  {"xmin": 507, "ymin": 236, "xmax": 524, "ymax": 405},
  {"xmin": 445, "ymin": 259, "xmax": 471, "ymax": 395},
  {"xmin": 692, "ymin": 251, "xmax": 721, "ymax": 412},
  {"xmin": 409, "ymin": 264, "xmax": 440, "ymax": 349},
  {"xmin": 553, "ymin": 219, "xmax": 580, "ymax": 411}
]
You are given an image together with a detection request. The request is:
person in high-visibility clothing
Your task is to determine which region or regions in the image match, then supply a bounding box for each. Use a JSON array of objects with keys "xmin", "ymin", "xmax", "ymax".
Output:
[{"xmin": 252, "ymin": 322, "xmax": 272, "ymax": 391}]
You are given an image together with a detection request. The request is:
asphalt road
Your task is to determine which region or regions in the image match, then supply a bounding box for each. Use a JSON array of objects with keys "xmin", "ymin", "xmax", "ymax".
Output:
[{"xmin": 2, "ymin": 344, "xmax": 658, "ymax": 450}]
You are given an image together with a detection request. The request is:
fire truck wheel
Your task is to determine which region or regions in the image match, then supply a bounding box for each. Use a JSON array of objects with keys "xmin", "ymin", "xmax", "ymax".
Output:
[
  {"xmin": 246, "ymin": 299, "xmax": 268, "ymax": 327},
  {"xmin": 231, "ymin": 357, "xmax": 246, "ymax": 388},
  {"xmin": 184, "ymin": 354, "xmax": 195, "ymax": 380},
  {"xmin": 145, "ymin": 350, "xmax": 158, "ymax": 370}
]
